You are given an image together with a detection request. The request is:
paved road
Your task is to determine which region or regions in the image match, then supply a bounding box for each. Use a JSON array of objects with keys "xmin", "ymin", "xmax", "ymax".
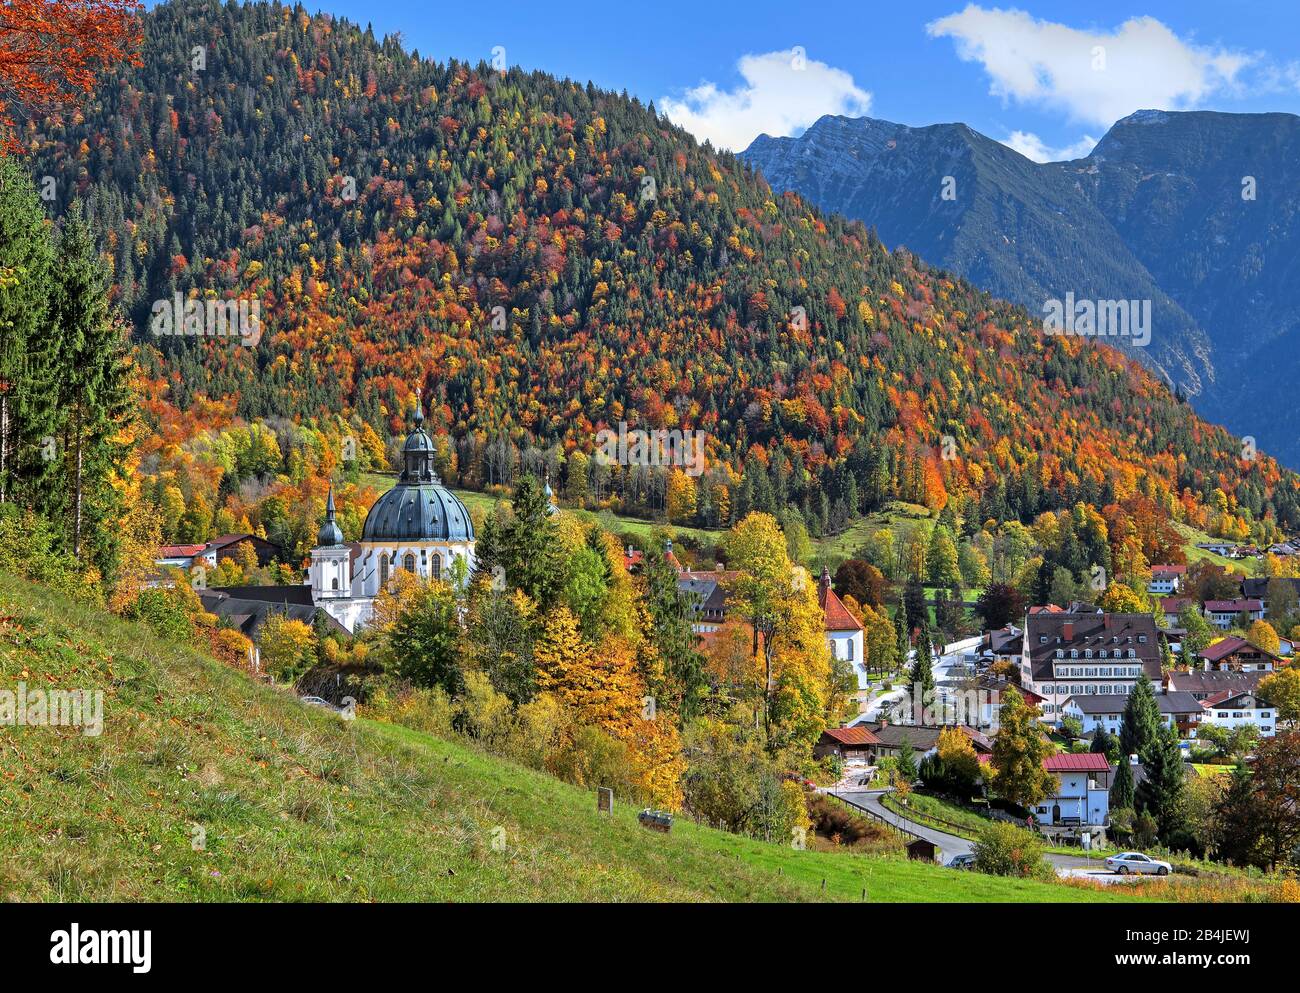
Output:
[
  {"xmin": 832, "ymin": 789, "xmax": 1151, "ymax": 884},
  {"xmin": 833, "ymin": 789, "xmax": 973, "ymax": 862}
]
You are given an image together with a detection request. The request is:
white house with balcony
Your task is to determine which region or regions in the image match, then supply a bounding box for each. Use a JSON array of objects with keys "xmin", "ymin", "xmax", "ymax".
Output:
[
  {"xmin": 1198, "ymin": 691, "xmax": 1278, "ymax": 738},
  {"xmin": 1031, "ymin": 753, "xmax": 1111, "ymax": 829}
]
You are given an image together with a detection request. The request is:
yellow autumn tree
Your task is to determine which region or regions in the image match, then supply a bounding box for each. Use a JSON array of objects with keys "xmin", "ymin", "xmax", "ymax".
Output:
[
  {"xmin": 726, "ymin": 512, "xmax": 832, "ymax": 750},
  {"xmin": 1247, "ymin": 618, "xmax": 1280, "ymax": 655},
  {"xmin": 665, "ymin": 469, "xmax": 697, "ymax": 524},
  {"xmin": 534, "ymin": 607, "xmax": 684, "ymax": 809}
]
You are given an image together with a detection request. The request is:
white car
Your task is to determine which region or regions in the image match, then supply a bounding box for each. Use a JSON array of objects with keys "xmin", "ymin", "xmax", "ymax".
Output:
[{"xmin": 1104, "ymin": 852, "xmax": 1172, "ymax": 876}]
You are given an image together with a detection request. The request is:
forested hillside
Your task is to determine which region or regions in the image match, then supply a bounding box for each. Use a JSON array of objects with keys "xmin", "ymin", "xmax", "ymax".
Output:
[{"xmin": 22, "ymin": 0, "xmax": 1300, "ymax": 547}]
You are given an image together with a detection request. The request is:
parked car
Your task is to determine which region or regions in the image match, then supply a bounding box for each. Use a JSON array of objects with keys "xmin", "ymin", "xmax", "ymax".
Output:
[
  {"xmin": 945, "ymin": 853, "xmax": 976, "ymax": 870},
  {"xmin": 1104, "ymin": 852, "xmax": 1172, "ymax": 876},
  {"xmin": 300, "ymin": 696, "xmax": 334, "ymax": 709}
]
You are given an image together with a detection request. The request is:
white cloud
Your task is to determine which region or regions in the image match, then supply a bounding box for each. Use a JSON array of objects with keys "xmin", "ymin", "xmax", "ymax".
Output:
[
  {"xmin": 660, "ymin": 49, "xmax": 871, "ymax": 151},
  {"xmin": 1003, "ymin": 130, "xmax": 1098, "ymax": 163},
  {"xmin": 927, "ymin": 6, "xmax": 1253, "ymax": 127}
]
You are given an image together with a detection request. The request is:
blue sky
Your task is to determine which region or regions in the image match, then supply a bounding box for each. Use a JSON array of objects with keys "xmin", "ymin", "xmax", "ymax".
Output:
[{"xmin": 186, "ymin": 1, "xmax": 1300, "ymax": 160}]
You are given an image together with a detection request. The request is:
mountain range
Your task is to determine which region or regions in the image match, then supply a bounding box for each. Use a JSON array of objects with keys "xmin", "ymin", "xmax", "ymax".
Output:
[{"xmin": 743, "ymin": 110, "xmax": 1300, "ymax": 465}]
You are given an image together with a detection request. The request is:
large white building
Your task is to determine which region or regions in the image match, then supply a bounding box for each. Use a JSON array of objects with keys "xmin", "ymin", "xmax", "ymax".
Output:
[
  {"xmin": 1020, "ymin": 611, "xmax": 1163, "ymax": 721},
  {"xmin": 310, "ymin": 406, "xmax": 475, "ymax": 632}
]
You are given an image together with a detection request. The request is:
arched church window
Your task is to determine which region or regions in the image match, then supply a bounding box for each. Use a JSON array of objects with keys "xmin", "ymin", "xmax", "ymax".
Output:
[
  {"xmin": 332, "ymin": 578, "xmax": 339, "ymax": 591},
  {"xmin": 404, "ymin": 553, "xmax": 416, "ymax": 573},
  {"xmin": 379, "ymin": 554, "xmax": 390, "ymax": 587}
]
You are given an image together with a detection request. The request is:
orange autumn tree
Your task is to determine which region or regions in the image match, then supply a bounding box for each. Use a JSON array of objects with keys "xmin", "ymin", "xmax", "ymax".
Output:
[
  {"xmin": 534, "ymin": 606, "xmax": 684, "ymax": 809},
  {"xmin": 0, "ymin": 0, "xmax": 142, "ymax": 153}
]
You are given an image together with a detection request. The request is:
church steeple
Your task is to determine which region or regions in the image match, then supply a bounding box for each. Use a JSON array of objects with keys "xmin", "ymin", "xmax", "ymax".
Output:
[{"xmin": 317, "ymin": 486, "xmax": 344, "ymax": 546}]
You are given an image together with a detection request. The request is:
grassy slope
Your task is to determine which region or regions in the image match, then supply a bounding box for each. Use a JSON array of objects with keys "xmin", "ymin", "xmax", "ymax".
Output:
[{"xmin": 0, "ymin": 574, "xmax": 1141, "ymax": 903}]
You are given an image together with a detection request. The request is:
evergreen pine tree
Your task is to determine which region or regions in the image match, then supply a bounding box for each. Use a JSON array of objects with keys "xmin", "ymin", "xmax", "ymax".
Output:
[
  {"xmin": 1119, "ymin": 674, "xmax": 1161, "ymax": 758},
  {"xmin": 50, "ymin": 209, "xmax": 132, "ymax": 575},
  {"xmin": 910, "ymin": 616, "xmax": 935, "ymax": 699},
  {"xmin": 1109, "ymin": 753, "xmax": 1135, "ymax": 810},
  {"xmin": 644, "ymin": 543, "xmax": 706, "ymax": 723},
  {"xmin": 0, "ymin": 157, "xmax": 56, "ymax": 509},
  {"xmin": 1134, "ymin": 722, "xmax": 1187, "ymax": 845}
]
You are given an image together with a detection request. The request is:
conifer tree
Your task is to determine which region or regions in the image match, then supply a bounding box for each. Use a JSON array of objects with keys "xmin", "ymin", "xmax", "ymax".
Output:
[
  {"xmin": 1119, "ymin": 674, "xmax": 1161, "ymax": 758},
  {"xmin": 0, "ymin": 157, "xmax": 56, "ymax": 509},
  {"xmin": 1110, "ymin": 753, "xmax": 1136, "ymax": 810},
  {"xmin": 1134, "ymin": 721, "xmax": 1186, "ymax": 844},
  {"xmin": 50, "ymin": 209, "xmax": 131, "ymax": 574}
]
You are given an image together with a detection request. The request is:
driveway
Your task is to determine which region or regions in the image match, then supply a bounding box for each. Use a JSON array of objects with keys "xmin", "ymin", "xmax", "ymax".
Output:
[{"xmin": 832, "ymin": 789, "xmax": 972, "ymax": 862}]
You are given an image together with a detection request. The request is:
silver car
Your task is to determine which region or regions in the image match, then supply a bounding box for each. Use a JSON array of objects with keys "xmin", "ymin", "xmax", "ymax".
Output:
[{"xmin": 1104, "ymin": 852, "xmax": 1172, "ymax": 876}]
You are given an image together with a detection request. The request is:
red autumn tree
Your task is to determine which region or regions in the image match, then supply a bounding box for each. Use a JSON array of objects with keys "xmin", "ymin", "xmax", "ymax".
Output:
[{"xmin": 0, "ymin": 0, "xmax": 142, "ymax": 152}]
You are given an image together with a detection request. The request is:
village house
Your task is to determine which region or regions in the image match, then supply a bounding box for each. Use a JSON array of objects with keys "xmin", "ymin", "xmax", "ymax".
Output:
[
  {"xmin": 1020, "ymin": 611, "xmax": 1163, "ymax": 721},
  {"xmin": 1196, "ymin": 636, "xmax": 1281, "ymax": 672},
  {"xmin": 851, "ymin": 722, "xmax": 992, "ymax": 763},
  {"xmin": 1199, "ymin": 691, "xmax": 1278, "ymax": 738},
  {"xmin": 1061, "ymin": 690, "xmax": 1203, "ymax": 739},
  {"xmin": 1164, "ymin": 667, "xmax": 1265, "ymax": 702},
  {"xmin": 1203, "ymin": 598, "xmax": 1265, "ymax": 630},
  {"xmin": 1031, "ymin": 753, "xmax": 1112, "ymax": 830},
  {"xmin": 812, "ymin": 725, "xmax": 881, "ymax": 766},
  {"xmin": 1158, "ymin": 596, "xmax": 1194, "ymax": 628},
  {"xmin": 155, "ymin": 533, "xmax": 281, "ymax": 573},
  {"xmin": 678, "ymin": 576, "xmax": 729, "ymax": 634},
  {"xmin": 1148, "ymin": 564, "xmax": 1186, "ymax": 595}
]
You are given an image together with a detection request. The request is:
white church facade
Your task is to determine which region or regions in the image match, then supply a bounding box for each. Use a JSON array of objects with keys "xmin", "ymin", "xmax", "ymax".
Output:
[{"xmin": 309, "ymin": 405, "xmax": 475, "ymax": 632}]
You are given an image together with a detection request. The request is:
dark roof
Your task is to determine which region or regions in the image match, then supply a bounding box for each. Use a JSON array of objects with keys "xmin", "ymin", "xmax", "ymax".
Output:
[
  {"xmin": 861, "ymin": 723, "xmax": 990, "ymax": 753},
  {"xmin": 1065, "ymin": 691, "xmax": 1202, "ymax": 715},
  {"xmin": 1204, "ymin": 599, "xmax": 1262, "ymax": 613},
  {"xmin": 1199, "ymin": 636, "xmax": 1281, "ymax": 664},
  {"xmin": 983, "ymin": 625, "xmax": 1021, "ymax": 654},
  {"xmin": 1166, "ymin": 669, "xmax": 1265, "ymax": 696},
  {"xmin": 1024, "ymin": 612, "xmax": 1162, "ymax": 682},
  {"xmin": 1241, "ymin": 577, "xmax": 1300, "ymax": 599},
  {"xmin": 1203, "ymin": 690, "xmax": 1269, "ymax": 709},
  {"xmin": 360, "ymin": 483, "xmax": 474, "ymax": 542},
  {"xmin": 198, "ymin": 590, "xmax": 348, "ymax": 639},
  {"xmin": 208, "ymin": 533, "xmax": 278, "ymax": 551},
  {"xmin": 211, "ymin": 584, "xmax": 316, "ymax": 605},
  {"xmin": 678, "ymin": 577, "xmax": 728, "ymax": 613}
]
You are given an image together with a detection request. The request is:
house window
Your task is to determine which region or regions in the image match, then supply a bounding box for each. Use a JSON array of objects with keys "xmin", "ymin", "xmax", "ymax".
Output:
[{"xmin": 379, "ymin": 554, "xmax": 390, "ymax": 587}]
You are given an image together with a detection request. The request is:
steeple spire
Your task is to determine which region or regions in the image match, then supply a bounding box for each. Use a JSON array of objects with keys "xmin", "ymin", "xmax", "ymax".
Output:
[
  {"xmin": 413, "ymin": 387, "xmax": 425, "ymax": 428},
  {"xmin": 316, "ymin": 485, "xmax": 344, "ymax": 546}
]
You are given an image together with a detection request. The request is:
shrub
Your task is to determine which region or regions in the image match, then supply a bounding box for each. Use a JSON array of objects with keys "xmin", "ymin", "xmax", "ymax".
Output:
[
  {"xmin": 806, "ymin": 791, "xmax": 890, "ymax": 846},
  {"xmin": 125, "ymin": 587, "xmax": 195, "ymax": 643},
  {"xmin": 972, "ymin": 821, "xmax": 1054, "ymax": 880}
]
